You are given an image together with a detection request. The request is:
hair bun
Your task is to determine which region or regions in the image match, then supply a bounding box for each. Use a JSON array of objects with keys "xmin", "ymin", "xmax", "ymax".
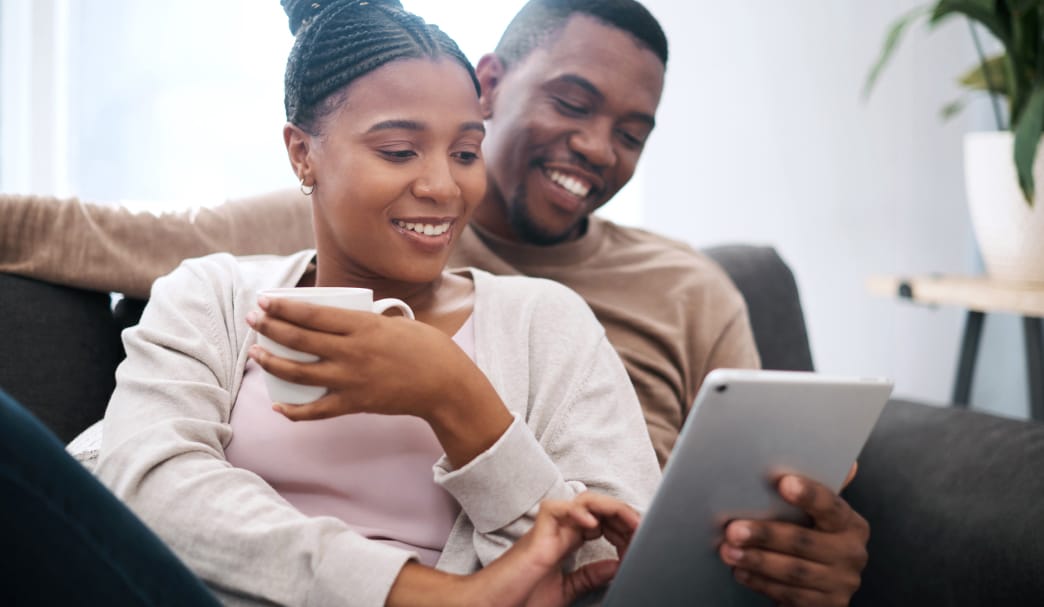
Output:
[{"xmin": 281, "ymin": 0, "xmax": 405, "ymax": 36}]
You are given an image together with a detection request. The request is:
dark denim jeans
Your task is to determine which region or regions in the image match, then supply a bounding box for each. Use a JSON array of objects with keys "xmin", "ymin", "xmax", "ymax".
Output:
[{"xmin": 0, "ymin": 389, "xmax": 220, "ymax": 606}]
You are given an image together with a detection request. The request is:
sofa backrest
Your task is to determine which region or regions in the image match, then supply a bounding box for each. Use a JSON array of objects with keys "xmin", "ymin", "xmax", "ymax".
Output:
[
  {"xmin": 704, "ymin": 244, "xmax": 814, "ymax": 371},
  {"xmin": 1, "ymin": 244, "xmax": 813, "ymax": 441}
]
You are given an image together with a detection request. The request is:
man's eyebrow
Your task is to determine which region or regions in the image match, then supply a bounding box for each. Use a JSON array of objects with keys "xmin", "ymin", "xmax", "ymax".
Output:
[
  {"xmin": 366, "ymin": 120, "xmax": 486, "ymax": 134},
  {"xmin": 551, "ymin": 74, "xmax": 656, "ymax": 129}
]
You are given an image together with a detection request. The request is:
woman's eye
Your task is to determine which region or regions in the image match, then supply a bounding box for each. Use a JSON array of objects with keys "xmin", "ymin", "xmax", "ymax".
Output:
[
  {"xmin": 380, "ymin": 149, "xmax": 416, "ymax": 161},
  {"xmin": 453, "ymin": 151, "xmax": 480, "ymax": 164}
]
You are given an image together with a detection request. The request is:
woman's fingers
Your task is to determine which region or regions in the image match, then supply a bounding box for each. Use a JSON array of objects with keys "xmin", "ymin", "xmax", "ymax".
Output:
[{"xmin": 257, "ymin": 296, "xmax": 376, "ymax": 334}]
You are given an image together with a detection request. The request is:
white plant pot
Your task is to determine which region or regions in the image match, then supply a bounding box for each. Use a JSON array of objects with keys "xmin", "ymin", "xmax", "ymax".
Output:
[{"xmin": 964, "ymin": 131, "xmax": 1044, "ymax": 283}]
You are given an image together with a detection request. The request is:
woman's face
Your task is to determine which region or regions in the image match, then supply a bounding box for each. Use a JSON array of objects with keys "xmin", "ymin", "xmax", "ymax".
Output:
[{"xmin": 296, "ymin": 57, "xmax": 486, "ymax": 285}]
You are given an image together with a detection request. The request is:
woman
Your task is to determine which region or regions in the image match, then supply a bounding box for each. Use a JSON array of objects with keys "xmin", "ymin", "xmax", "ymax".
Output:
[{"xmin": 93, "ymin": 1, "xmax": 660, "ymax": 605}]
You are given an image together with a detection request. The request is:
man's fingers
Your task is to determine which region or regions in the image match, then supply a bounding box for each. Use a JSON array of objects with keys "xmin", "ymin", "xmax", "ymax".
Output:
[
  {"xmin": 778, "ymin": 475, "xmax": 857, "ymax": 533},
  {"xmin": 841, "ymin": 462, "xmax": 858, "ymax": 490},
  {"xmin": 723, "ymin": 519, "xmax": 868, "ymax": 569},
  {"xmin": 721, "ymin": 542, "xmax": 845, "ymax": 590},
  {"xmin": 732, "ymin": 569, "xmax": 838, "ymax": 607}
]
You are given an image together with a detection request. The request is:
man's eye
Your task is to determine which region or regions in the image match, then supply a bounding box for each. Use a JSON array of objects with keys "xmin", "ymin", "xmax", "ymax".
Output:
[
  {"xmin": 617, "ymin": 130, "xmax": 644, "ymax": 149},
  {"xmin": 554, "ymin": 98, "xmax": 589, "ymax": 115}
]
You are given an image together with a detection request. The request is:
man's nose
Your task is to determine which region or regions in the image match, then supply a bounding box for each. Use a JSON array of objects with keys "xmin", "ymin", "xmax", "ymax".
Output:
[{"xmin": 569, "ymin": 119, "xmax": 616, "ymax": 168}]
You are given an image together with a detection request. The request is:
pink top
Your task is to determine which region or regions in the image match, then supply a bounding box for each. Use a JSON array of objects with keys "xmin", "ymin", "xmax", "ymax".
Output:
[{"xmin": 226, "ymin": 315, "xmax": 475, "ymax": 566}]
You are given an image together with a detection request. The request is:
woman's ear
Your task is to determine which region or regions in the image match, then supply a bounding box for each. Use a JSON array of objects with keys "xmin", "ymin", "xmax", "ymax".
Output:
[
  {"xmin": 284, "ymin": 122, "xmax": 315, "ymax": 184},
  {"xmin": 475, "ymin": 53, "xmax": 505, "ymax": 120}
]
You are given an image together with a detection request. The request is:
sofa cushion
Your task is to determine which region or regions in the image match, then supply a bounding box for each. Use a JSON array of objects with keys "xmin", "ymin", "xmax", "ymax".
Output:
[
  {"xmin": 845, "ymin": 399, "xmax": 1044, "ymax": 606},
  {"xmin": 0, "ymin": 274, "xmax": 125, "ymax": 442}
]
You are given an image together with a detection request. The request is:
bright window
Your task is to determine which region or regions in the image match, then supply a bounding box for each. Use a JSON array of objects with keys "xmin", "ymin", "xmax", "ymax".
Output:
[{"xmin": 0, "ymin": 0, "xmax": 641, "ymax": 223}]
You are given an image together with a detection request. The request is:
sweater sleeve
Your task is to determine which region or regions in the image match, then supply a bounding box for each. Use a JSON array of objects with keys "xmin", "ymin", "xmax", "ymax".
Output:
[
  {"xmin": 0, "ymin": 191, "xmax": 313, "ymax": 298},
  {"xmin": 94, "ymin": 258, "xmax": 412, "ymax": 607},
  {"xmin": 433, "ymin": 278, "xmax": 662, "ymax": 569}
]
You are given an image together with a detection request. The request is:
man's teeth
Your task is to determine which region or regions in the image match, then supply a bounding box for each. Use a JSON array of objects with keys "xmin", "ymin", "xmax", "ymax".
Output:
[
  {"xmin": 547, "ymin": 169, "xmax": 592, "ymax": 198},
  {"xmin": 393, "ymin": 220, "xmax": 451, "ymax": 236}
]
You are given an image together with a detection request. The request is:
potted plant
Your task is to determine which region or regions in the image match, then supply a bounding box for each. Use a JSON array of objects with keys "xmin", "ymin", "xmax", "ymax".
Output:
[{"xmin": 866, "ymin": 1, "xmax": 1044, "ymax": 282}]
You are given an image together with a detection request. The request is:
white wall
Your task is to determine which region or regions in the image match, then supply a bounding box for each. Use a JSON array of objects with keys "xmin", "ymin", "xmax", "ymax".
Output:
[
  {"xmin": 1, "ymin": 0, "xmax": 1029, "ymax": 418},
  {"xmin": 634, "ymin": 0, "xmax": 1028, "ymax": 418}
]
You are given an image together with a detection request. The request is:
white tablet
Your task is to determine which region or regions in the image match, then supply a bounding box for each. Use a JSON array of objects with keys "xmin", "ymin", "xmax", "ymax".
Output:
[{"xmin": 600, "ymin": 369, "xmax": 893, "ymax": 607}]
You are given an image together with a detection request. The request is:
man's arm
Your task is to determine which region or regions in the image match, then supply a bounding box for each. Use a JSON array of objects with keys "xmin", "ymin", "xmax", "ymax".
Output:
[{"xmin": 0, "ymin": 189, "xmax": 314, "ymax": 298}]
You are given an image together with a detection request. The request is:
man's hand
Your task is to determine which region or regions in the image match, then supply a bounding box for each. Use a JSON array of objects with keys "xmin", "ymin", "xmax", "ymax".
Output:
[{"xmin": 718, "ymin": 466, "xmax": 869, "ymax": 607}]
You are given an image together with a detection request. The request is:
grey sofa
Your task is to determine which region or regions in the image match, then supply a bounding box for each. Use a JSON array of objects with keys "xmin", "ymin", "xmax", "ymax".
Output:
[{"xmin": 1, "ymin": 245, "xmax": 1042, "ymax": 606}]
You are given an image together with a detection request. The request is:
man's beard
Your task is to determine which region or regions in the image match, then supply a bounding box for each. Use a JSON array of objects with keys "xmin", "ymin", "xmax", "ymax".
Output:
[{"xmin": 506, "ymin": 184, "xmax": 585, "ymax": 246}]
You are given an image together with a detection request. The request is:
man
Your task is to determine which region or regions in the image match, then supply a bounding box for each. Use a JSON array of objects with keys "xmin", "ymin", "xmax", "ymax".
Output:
[{"xmin": 0, "ymin": 1, "xmax": 869, "ymax": 604}]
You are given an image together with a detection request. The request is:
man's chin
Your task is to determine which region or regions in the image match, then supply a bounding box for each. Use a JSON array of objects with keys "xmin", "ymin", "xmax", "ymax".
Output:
[{"xmin": 508, "ymin": 209, "xmax": 585, "ymax": 246}]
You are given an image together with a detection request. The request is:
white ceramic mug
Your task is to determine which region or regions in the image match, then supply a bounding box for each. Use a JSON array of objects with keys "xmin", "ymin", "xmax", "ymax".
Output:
[{"xmin": 255, "ymin": 287, "xmax": 414, "ymax": 405}]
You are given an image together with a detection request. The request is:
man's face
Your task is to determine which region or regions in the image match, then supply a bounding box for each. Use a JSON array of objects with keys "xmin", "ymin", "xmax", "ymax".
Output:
[{"xmin": 477, "ymin": 14, "xmax": 665, "ymax": 245}]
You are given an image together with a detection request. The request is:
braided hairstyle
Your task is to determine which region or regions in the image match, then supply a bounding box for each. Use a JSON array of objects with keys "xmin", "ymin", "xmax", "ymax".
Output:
[
  {"xmin": 281, "ymin": 0, "xmax": 480, "ymax": 134},
  {"xmin": 494, "ymin": 0, "xmax": 667, "ymax": 72}
]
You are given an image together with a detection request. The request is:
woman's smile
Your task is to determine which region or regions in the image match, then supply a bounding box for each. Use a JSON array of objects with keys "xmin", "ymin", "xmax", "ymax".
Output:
[{"xmin": 391, "ymin": 216, "xmax": 457, "ymax": 253}]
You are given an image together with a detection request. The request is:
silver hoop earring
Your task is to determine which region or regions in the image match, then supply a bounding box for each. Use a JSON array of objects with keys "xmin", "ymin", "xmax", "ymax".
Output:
[{"xmin": 300, "ymin": 178, "xmax": 315, "ymax": 196}]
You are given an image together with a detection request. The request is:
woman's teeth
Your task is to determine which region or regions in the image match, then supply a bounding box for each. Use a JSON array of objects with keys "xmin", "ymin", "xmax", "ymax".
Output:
[
  {"xmin": 547, "ymin": 169, "xmax": 592, "ymax": 198},
  {"xmin": 394, "ymin": 220, "xmax": 451, "ymax": 236}
]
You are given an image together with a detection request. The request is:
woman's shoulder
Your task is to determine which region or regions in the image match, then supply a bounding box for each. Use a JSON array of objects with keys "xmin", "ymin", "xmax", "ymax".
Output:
[
  {"xmin": 157, "ymin": 250, "xmax": 314, "ymax": 293},
  {"xmin": 469, "ymin": 268, "xmax": 600, "ymax": 329},
  {"xmin": 470, "ymin": 268, "xmax": 587, "ymax": 305}
]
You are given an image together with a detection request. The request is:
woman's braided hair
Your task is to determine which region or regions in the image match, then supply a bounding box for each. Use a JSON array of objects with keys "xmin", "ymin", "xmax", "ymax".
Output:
[{"xmin": 281, "ymin": 0, "xmax": 480, "ymax": 134}]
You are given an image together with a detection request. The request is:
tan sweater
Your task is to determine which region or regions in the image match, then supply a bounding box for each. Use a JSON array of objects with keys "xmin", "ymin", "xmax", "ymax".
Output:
[{"xmin": 0, "ymin": 191, "xmax": 760, "ymax": 463}]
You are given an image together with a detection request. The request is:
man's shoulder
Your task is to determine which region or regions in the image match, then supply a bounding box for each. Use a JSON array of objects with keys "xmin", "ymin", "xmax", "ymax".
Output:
[{"xmin": 594, "ymin": 219, "xmax": 743, "ymax": 305}]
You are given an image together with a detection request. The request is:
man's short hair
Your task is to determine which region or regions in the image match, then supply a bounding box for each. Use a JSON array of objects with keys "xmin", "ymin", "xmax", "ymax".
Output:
[{"xmin": 494, "ymin": 0, "xmax": 668, "ymax": 71}]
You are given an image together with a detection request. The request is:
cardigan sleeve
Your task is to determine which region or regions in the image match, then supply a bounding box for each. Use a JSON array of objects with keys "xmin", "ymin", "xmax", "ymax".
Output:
[
  {"xmin": 94, "ymin": 257, "xmax": 412, "ymax": 607},
  {"xmin": 433, "ymin": 276, "xmax": 662, "ymax": 569}
]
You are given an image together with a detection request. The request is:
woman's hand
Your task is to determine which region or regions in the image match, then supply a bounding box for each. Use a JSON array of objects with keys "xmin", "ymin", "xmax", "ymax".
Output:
[
  {"xmin": 393, "ymin": 492, "xmax": 636, "ymax": 607},
  {"xmin": 473, "ymin": 491, "xmax": 638, "ymax": 607},
  {"xmin": 245, "ymin": 296, "xmax": 512, "ymax": 466}
]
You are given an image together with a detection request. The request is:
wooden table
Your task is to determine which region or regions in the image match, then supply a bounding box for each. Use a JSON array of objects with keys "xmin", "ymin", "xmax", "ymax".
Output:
[{"xmin": 867, "ymin": 275, "xmax": 1044, "ymax": 421}]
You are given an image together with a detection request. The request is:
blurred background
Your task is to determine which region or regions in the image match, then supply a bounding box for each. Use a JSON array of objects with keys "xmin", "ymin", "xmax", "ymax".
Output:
[{"xmin": 0, "ymin": 1, "xmax": 1025, "ymax": 418}]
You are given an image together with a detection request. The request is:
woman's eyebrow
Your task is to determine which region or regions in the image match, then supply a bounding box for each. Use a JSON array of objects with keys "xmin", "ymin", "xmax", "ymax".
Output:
[
  {"xmin": 367, "ymin": 119, "xmax": 424, "ymax": 133},
  {"xmin": 367, "ymin": 120, "xmax": 485, "ymax": 134}
]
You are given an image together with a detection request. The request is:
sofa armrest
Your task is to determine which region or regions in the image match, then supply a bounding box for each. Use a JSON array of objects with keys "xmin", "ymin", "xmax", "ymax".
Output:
[
  {"xmin": 845, "ymin": 399, "xmax": 1044, "ymax": 606},
  {"xmin": 0, "ymin": 274, "xmax": 125, "ymax": 442}
]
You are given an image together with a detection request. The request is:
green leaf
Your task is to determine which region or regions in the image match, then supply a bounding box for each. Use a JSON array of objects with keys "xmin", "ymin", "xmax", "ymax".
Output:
[
  {"xmin": 958, "ymin": 54, "xmax": 1009, "ymax": 94},
  {"xmin": 863, "ymin": 4, "xmax": 932, "ymax": 100},
  {"xmin": 1008, "ymin": 0, "xmax": 1042, "ymax": 12},
  {"xmin": 1012, "ymin": 82, "xmax": 1044, "ymax": 205},
  {"xmin": 930, "ymin": 0, "xmax": 1011, "ymax": 47},
  {"xmin": 940, "ymin": 96, "xmax": 969, "ymax": 120}
]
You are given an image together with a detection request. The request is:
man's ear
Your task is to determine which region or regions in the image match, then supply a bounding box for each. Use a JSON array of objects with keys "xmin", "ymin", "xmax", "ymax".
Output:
[
  {"xmin": 476, "ymin": 53, "xmax": 505, "ymax": 120},
  {"xmin": 284, "ymin": 122, "xmax": 315, "ymax": 184}
]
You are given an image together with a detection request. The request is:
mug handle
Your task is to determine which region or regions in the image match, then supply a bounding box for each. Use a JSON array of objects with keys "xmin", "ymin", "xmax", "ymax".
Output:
[{"xmin": 372, "ymin": 298, "xmax": 414, "ymax": 320}]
